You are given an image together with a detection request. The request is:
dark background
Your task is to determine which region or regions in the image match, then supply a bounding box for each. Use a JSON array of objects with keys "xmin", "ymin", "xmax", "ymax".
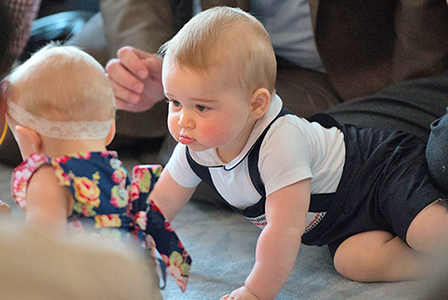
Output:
[{"xmin": 38, "ymin": 0, "xmax": 99, "ymax": 18}]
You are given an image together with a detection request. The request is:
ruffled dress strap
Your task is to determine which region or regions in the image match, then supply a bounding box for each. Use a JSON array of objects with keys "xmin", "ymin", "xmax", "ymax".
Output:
[
  {"xmin": 130, "ymin": 164, "xmax": 192, "ymax": 293},
  {"xmin": 11, "ymin": 153, "xmax": 52, "ymax": 211}
]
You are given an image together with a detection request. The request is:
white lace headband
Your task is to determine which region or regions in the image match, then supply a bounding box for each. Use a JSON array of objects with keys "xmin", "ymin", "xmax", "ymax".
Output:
[{"xmin": 7, "ymin": 99, "xmax": 113, "ymax": 140}]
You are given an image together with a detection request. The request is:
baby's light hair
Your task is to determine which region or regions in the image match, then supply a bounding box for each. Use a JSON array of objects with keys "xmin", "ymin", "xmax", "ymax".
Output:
[
  {"xmin": 159, "ymin": 6, "xmax": 276, "ymax": 95},
  {"xmin": 6, "ymin": 43, "xmax": 115, "ymax": 123}
]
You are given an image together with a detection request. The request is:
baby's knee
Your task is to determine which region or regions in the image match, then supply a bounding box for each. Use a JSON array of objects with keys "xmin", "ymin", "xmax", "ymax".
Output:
[
  {"xmin": 333, "ymin": 247, "xmax": 378, "ymax": 282},
  {"xmin": 333, "ymin": 231, "xmax": 396, "ymax": 282}
]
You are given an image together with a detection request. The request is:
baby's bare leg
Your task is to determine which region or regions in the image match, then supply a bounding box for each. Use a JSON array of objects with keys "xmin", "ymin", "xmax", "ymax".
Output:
[
  {"xmin": 406, "ymin": 201, "xmax": 448, "ymax": 255},
  {"xmin": 333, "ymin": 230, "xmax": 433, "ymax": 282},
  {"xmin": 333, "ymin": 201, "xmax": 448, "ymax": 282}
]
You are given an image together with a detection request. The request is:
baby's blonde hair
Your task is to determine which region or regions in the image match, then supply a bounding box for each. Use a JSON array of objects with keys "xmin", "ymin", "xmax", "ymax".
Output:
[
  {"xmin": 6, "ymin": 43, "xmax": 115, "ymax": 122},
  {"xmin": 159, "ymin": 6, "xmax": 276, "ymax": 95}
]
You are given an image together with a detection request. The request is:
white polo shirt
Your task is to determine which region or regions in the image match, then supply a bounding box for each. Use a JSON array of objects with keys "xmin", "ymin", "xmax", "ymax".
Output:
[{"xmin": 166, "ymin": 95, "xmax": 345, "ymax": 210}]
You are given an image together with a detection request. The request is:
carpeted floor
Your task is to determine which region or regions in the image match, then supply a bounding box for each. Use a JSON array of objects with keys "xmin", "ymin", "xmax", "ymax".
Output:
[
  {"xmin": 2, "ymin": 2, "xmax": 444, "ymax": 298},
  {"xmin": 159, "ymin": 201, "xmax": 433, "ymax": 300},
  {"xmin": 0, "ymin": 159, "xmax": 441, "ymax": 299}
]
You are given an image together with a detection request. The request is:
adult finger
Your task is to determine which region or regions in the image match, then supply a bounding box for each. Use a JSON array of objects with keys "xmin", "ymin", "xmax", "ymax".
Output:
[
  {"xmin": 115, "ymin": 97, "xmax": 140, "ymax": 111},
  {"xmin": 117, "ymin": 46, "xmax": 150, "ymax": 80},
  {"xmin": 106, "ymin": 58, "xmax": 145, "ymax": 95},
  {"xmin": 142, "ymin": 54, "xmax": 164, "ymax": 81},
  {"xmin": 108, "ymin": 73, "xmax": 141, "ymax": 107}
]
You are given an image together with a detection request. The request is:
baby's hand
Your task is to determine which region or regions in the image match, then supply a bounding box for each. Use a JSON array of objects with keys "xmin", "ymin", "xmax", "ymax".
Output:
[{"xmin": 220, "ymin": 286, "xmax": 260, "ymax": 300}]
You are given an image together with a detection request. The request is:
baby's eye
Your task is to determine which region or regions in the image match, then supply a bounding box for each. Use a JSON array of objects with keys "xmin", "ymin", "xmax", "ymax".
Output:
[
  {"xmin": 196, "ymin": 105, "xmax": 208, "ymax": 112},
  {"xmin": 166, "ymin": 99, "xmax": 182, "ymax": 107}
]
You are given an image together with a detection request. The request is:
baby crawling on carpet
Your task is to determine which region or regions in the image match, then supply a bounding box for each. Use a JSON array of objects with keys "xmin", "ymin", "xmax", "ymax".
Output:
[{"xmin": 142, "ymin": 6, "xmax": 448, "ymax": 300}]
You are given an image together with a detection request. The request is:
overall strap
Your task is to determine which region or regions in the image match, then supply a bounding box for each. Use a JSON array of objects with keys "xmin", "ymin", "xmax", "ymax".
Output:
[
  {"xmin": 185, "ymin": 148, "xmax": 234, "ymax": 206},
  {"xmin": 186, "ymin": 107, "xmax": 293, "ymax": 215},
  {"xmin": 246, "ymin": 107, "xmax": 294, "ymax": 198},
  {"xmin": 186, "ymin": 109, "xmax": 343, "ymax": 219},
  {"xmin": 245, "ymin": 112, "xmax": 343, "ymax": 214},
  {"xmin": 307, "ymin": 113, "xmax": 343, "ymax": 130}
]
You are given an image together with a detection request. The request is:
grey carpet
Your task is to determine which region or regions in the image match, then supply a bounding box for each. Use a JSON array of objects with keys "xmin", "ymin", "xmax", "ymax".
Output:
[
  {"xmin": 160, "ymin": 201, "xmax": 426, "ymax": 300},
  {"xmin": 0, "ymin": 162, "xmax": 438, "ymax": 299}
]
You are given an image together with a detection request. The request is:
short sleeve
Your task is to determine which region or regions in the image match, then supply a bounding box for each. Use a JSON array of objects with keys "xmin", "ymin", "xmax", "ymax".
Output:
[
  {"xmin": 259, "ymin": 118, "xmax": 314, "ymax": 196},
  {"xmin": 166, "ymin": 143, "xmax": 202, "ymax": 188},
  {"xmin": 11, "ymin": 152, "xmax": 51, "ymax": 211}
]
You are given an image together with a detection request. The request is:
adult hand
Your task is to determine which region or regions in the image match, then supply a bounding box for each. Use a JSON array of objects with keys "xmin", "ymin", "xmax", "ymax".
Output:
[
  {"xmin": 220, "ymin": 286, "xmax": 261, "ymax": 300},
  {"xmin": 106, "ymin": 46, "xmax": 165, "ymax": 112}
]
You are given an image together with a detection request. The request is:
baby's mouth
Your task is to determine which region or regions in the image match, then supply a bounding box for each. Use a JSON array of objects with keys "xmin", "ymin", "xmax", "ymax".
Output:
[{"xmin": 179, "ymin": 135, "xmax": 196, "ymax": 145}]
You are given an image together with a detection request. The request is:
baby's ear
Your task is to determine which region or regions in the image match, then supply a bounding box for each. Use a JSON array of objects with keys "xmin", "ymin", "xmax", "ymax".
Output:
[
  {"xmin": 105, "ymin": 120, "xmax": 116, "ymax": 146},
  {"xmin": 15, "ymin": 125, "xmax": 42, "ymax": 154},
  {"xmin": 250, "ymin": 88, "xmax": 271, "ymax": 120}
]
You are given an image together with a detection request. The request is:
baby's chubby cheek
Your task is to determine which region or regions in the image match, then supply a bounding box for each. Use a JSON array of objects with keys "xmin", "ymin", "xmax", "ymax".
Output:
[
  {"xmin": 167, "ymin": 117, "xmax": 180, "ymax": 136},
  {"xmin": 198, "ymin": 122, "xmax": 229, "ymax": 146}
]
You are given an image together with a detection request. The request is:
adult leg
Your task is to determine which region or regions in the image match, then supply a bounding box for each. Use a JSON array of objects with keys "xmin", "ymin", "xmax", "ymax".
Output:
[
  {"xmin": 275, "ymin": 57, "xmax": 342, "ymax": 118},
  {"xmin": 65, "ymin": 12, "xmax": 109, "ymax": 66},
  {"xmin": 327, "ymin": 70, "xmax": 448, "ymax": 142}
]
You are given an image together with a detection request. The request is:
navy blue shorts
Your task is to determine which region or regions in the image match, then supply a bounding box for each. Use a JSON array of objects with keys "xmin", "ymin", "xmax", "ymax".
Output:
[{"xmin": 301, "ymin": 118, "xmax": 447, "ymax": 258}]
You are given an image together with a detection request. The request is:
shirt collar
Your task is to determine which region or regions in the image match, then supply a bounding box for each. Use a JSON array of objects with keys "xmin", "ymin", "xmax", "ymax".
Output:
[{"xmin": 188, "ymin": 94, "xmax": 283, "ymax": 169}]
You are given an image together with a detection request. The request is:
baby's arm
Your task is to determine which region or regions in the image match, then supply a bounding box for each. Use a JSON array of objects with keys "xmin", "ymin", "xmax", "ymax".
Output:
[
  {"xmin": 25, "ymin": 165, "xmax": 72, "ymax": 237},
  {"xmin": 223, "ymin": 178, "xmax": 311, "ymax": 300},
  {"xmin": 150, "ymin": 168, "xmax": 197, "ymax": 222}
]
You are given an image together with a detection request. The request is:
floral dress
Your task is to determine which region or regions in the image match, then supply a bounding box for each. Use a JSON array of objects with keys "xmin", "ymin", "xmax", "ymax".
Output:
[{"xmin": 11, "ymin": 151, "xmax": 192, "ymax": 292}]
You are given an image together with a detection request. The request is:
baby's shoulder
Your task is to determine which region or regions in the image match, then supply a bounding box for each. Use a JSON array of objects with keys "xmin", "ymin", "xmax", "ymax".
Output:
[{"xmin": 11, "ymin": 153, "xmax": 52, "ymax": 210}]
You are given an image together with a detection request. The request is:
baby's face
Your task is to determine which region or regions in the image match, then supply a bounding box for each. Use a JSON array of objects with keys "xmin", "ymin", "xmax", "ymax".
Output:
[{"xmin": 162, "ymin": 60, "xmax": 257, "ymax": 163}]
